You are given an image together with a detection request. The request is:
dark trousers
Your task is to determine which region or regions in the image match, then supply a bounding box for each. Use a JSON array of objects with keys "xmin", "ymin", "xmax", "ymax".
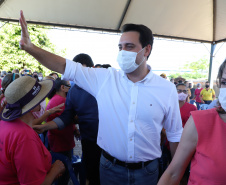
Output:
[
  {"xmin": 204, "ymin": 100, "xmax": 212, "ymax": 105},
  {"xmin": 99, "ymin": 154, "xmax": 159, "ymax": 185},
  {"xmin": 81, "ymin": 139, "xmax": 102, "ymax": 185}
]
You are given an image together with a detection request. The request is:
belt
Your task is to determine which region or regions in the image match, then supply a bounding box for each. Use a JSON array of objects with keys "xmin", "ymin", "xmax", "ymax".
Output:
[{"xmin": 102, "ymin": 150, "xmax": 153, "ymax": 170}]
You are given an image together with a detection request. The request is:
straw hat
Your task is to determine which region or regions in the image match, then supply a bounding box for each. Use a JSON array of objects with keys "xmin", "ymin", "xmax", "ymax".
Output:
[
  {"xmin": 0, "ymin": 76, "xmax": 54, "ymax": 121},
  {"xmin": 174, "ymin": 76, "xmax": 186, "ymax": 82},
  {"xmin": 160, "ymin": 73, "xmax": 167, "ymax": 78}
]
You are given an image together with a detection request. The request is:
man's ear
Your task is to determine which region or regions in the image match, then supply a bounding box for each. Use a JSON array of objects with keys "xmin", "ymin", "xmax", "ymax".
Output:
[
  {"xmin": 61, "ymin": 84, "xmax": 65, "ymax": 91},
  {"xmin": 144, "ymin": 44, "xmax": 151, "ymax": 58}
]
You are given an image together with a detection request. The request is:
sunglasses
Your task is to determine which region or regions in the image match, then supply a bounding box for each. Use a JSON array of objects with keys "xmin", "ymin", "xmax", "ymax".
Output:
[
  {"xmin": 177, "ymin": 89, "xmax": 188, "ymax": 94},
  {"xmin": 64, "ymin": 84, "xmax": 71, "ymax": 88}
]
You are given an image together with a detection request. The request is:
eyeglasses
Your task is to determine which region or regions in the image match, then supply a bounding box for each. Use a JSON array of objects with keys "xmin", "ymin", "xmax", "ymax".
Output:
[
  {"xmin": 177, "ymin": 89, "xmax": 188, "ymax": 94},
  {"xmin": 64, "ymin": 84, "xmax": 71, "ymax": 88}
]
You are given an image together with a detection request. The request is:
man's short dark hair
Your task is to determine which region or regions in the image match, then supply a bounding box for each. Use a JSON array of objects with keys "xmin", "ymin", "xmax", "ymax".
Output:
[
  {"xmin": 95, "ymin": 64, "xmax": 102, "ymax": 68},
  {"xmin": 102, "ymin": 64, "xmax": 111, "ymax": 69},
  {"xmin": 73, "ymin": 53, "xmax": 94, "ymax": 67},
  {"xmin": 206, "ymin": 81, "xmax": 210, "ymax": 84},
  {"xmin": 121, "ymin": 24, "xmax": 154, "ymax": 58}
]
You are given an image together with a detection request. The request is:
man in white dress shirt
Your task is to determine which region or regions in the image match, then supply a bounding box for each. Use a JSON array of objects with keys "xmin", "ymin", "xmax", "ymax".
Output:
[{"xmin": 19, "ymin": 11, "xmax": 183, "ymax": 185}]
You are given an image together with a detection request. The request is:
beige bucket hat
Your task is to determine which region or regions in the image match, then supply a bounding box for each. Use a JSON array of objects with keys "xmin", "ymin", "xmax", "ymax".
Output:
[{"xmin": 0, "ymin": 76, "xmax": 54, "ymax": 121}]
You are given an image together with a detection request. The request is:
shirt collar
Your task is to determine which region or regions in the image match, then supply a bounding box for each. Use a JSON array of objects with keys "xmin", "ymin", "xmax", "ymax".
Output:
[{"xmin": 121, "ymin": 65, "xmax": 154, "ymax": 85}]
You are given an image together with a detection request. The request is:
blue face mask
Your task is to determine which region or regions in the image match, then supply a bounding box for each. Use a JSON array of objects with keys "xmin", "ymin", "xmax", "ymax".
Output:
[{"xmin": 117, "ymin": 48, "xmax": 146, "ymax": 73}]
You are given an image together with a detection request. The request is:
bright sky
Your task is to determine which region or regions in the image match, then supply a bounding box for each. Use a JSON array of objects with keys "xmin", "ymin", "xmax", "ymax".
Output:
[{"xmin": 47, "ymin": 28, "xmax": 226, "ymax": 81}]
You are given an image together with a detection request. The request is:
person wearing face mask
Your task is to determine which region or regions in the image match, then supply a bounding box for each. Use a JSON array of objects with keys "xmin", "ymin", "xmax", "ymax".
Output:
[
  {"xmin": 20, "ymin": 11, "xmax": 183, "ymax": 185},
  {"xmin": 45, "ymin": 78, "xmax": 74, "ymax": 185},
  {"xmin": 176, "ymin": 83, "xmax": 197, "ymax": 184},
  {"xmin": 188, "ymin": 82, "xmax": 195, "ymax": 105},
  {"xmin": 158, "ymin": 59, "xmax": 226, "ymax": 185},
  {"xmin": 38, "ymin": 72, "xmax": 43, "ymax": 81},
  {"xmin": 193, "ymin": 83, "xmax": 203, "ymax": 110},
  {"xmin": 177, "ymin": 83, "xmax": 197, "ymax": 128},
  {"xmin": 200, "ymin": 81, "xmax": 216, "ymax": 105}
]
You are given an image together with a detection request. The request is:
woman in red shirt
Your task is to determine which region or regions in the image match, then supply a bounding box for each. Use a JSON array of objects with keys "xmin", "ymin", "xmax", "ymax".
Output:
[
  {"xmin": 193, "ymin": 83, "xmax": 203, "ymax": 110},
  {"xmin": 176, "ymin": 83, "xmax": 197, "ymax": 127},
  {"xmin": 158, "ymin": 59, "xmax": 226, "ymax": 185},
  {"xmin": 0, "ymin": 76, "xmax": 65, "ymax": 185},
  {"xmin": 46, "ymin": 78, "xmax": 75, "ymax": 184}
]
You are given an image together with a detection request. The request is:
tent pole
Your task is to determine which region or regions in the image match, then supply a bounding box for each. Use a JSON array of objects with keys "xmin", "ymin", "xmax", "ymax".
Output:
[{"xmin": 208, "ymin": 43, "xmax": 216, "ymax": 85}]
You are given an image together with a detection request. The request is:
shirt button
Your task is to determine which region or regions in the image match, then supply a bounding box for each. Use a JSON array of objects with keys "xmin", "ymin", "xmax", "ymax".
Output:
[
  {"xmin": 131, "ymin": 120, "xmax": 133, "ymax": 122},
  {"xmin": 130, "ymin": 156, "xmax": 132, "ymax": 158},
  {"xmin": 130, "ymin": 138, "xmax": 132, "ymax": 141},
  {"xmin": 133, "ymin": 102, "xmax": 135, "ymax": 104}
]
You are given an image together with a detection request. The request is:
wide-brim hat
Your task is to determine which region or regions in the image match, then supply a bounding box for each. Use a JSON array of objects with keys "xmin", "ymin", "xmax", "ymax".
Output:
[
  {"xmin": 0, "ymin": 76, "xmax": 54, "ymax": 121},
  {"xmin": 174, "ymin": 76, "xmax": 186, "ymax": 82}
]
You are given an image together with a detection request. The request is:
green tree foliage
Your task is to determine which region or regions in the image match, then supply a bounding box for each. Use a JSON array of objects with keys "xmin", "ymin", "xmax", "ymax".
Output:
[
  {"xmin": 168, "ymin": 58, "xmax": 209, "ymax": 80},
  {"xmin": 0, "ymin": 22, "xmax": 66, "ymax": 75}
]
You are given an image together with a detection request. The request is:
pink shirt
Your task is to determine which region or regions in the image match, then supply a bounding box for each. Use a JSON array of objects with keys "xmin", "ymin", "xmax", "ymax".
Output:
[
  {"xmin": 0, "ymin": 119, "xmax": 52, "ymax": 185},
  {"xmin": 189, "ymin": 108, "xmax": 226, "ymax": 184},
  {"xmin": 194, "ymin": 88, "xmax": 203, "ymax": 103},
  {"xmin": 47, "ymin": 94, "xmax": 75, "ymax": 152}
]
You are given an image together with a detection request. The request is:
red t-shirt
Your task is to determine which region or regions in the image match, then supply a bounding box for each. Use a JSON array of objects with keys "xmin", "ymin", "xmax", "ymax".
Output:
[
  {"xmin": 0, "ymin": 119, "xmax": 51, "ymax": 185},
  {"xmin": 47, "ymin": 94, "xmax": 75, "ymax": 152},
  {"xmin": 180, "ymin": 102, "xmax": 197, "ymax": 127},
  {"xmin": 194, "ymin": 88, "xmax": 203, "ymax": 103}
]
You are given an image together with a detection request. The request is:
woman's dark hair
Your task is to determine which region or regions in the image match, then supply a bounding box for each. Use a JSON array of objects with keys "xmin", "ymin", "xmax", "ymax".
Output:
[
  {"xmin": 48, "ymin": 78, "xmax": 68, "ymax": 99},
  {"xmin": 121, "ymin": 24, "xmax": 154, "ymax": 58},
  {"xmin": 216, "ymin": 59, "xmax": 226, "ymax": 114},
  {"xmin": 1, "ymin": 73, "xmax": 20, "ymax": 94},
  {"xmin": 176, "ymin": 83, "xmax": 186, "ymax": 88}
]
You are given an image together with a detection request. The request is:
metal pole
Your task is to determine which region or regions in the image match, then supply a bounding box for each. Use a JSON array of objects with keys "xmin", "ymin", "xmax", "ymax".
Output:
[{"xmin": 208, "ymin": 43, "xmax": 216, "ymax": 85}]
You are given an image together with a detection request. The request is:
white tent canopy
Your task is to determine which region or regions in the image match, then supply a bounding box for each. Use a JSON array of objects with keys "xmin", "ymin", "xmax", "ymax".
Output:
[
  {"xmin": 0, "ymin": 0, "xmax": 226, "ymax": 43},
  {"xmin": 1, "ymin": 0, "xmax": 225, "ymax": 81}
]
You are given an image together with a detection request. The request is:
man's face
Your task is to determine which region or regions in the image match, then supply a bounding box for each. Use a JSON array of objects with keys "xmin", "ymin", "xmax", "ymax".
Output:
[
  {"xmin": 206, "ymin": 82, "xmax": 210, "ymax": 87},
  {"xmin": 118, "ymin": 31, "xmax": 146, "ymax": 65}
]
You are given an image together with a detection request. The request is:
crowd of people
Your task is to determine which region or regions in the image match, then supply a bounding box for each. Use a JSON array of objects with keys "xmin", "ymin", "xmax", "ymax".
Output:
[{"xmin": 0, "ymin": 10, "xmax": 226, "ymax": 185}]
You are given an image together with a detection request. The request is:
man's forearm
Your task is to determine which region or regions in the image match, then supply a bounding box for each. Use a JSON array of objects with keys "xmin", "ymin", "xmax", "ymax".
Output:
[
  {"xmin": 43, "ymin": 121, "xmax": 58, "ymax": 131},
  {"xmin": 25, "ymin": 44, "xmax": 66, "ymax": 74}
]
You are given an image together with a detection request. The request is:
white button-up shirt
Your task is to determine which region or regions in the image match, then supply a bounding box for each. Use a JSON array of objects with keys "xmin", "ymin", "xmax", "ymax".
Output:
[{"xmin": 63, "ymin": 59, "xmax": 183, "ymax": 162}]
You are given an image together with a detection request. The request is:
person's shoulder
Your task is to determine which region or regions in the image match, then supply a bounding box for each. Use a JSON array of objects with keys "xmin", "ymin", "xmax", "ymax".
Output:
[{"xmin": 185, "ymin": 102, "xmax": 197, "ymax": 110}]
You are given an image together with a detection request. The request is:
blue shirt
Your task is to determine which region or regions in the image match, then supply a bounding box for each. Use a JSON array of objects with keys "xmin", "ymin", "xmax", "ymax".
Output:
[{"xmin": 54, "ymin": 84, "xmax": 99, "ymax": 142}]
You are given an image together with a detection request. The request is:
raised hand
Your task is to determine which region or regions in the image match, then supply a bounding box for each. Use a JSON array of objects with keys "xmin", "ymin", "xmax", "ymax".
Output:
[{"xmin": 19, "ymin": 10, "xmax": 33, "ymax": 51}]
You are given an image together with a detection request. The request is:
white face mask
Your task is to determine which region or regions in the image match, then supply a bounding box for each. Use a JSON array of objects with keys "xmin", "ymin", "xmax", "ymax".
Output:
[
  {"xmin": 38, "ymin": 77, "xmax": 43, "ymax": 81},
  {"xmin": 117, "ymin": 48, "xmax": 145, "ymax": 73},
  {"xmin": 178, "ymin": 92, "xmax": 188, "ymax": 101},
  {"xmin": 218, "ymin": 88, "xmax": 226, "ymax": 111}
]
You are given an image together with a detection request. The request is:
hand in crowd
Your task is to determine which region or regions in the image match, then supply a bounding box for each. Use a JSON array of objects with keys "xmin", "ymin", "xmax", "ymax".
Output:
[
  {"xmin": 51, "ymin": 160, "xmax": 65, "ymax": 180},
  {"xmin": 46, "ymin": 103, "xmax": 64, "ymax": 115},
  {"xmin": 33, "ymin": 123, "xmax": 46, "ymax": 134},
  {"xmin": 19, "ymin": 10, "xmax": 32, "ymax": 51},
  {"xmin": 0, "ymin": 94, "xmax": 6, "ymax": 113}
]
